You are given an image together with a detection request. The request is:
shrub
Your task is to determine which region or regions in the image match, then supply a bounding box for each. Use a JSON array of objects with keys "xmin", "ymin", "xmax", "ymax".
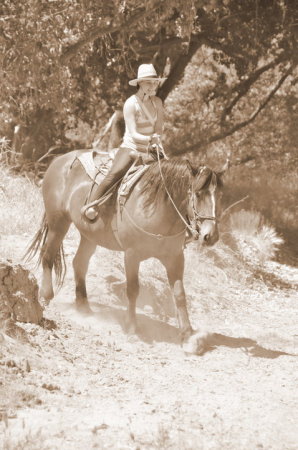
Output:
[
  {"xmin": 0, "ymin": 165, "xmax": 43, "ymax": 235},
  {"xmin": 229, "ymin": 210, "xmax": 284, "ymax": 264}
]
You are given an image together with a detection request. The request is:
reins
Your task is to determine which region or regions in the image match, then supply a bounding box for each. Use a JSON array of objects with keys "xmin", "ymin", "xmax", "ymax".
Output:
[
  {"xmin": 155, "ymin": 141, "xmax": 216, "ymax": 237},
  {"xmin": 117, "ymin": 142, "xmax": 217, "ymax": 242},
  {"xmin": 122, "ymin": 205, "xmax": 186, "ymax": 240},
  {"xmin": 155, "ymin": 143, "xmax": 199, "ymax": 237}
]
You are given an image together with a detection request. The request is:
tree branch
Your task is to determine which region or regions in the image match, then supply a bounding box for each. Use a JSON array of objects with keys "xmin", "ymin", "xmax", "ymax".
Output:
[
  {"xmin": 203, "ymin": 37, "xmax": 249, "ymax": 64},
  {"xmin": 220, "ymin": 195, "xmax": 250, "ymax": 220},
  {"xmin": 158, "ymin": 35, "xmax": 207, "ymax": 101},
  {"xmin": 136, "ymin": 36, "xmax": 182, "ymax": 57},
  {"xmin": 220, "ymin": 53, "xmax": 288, "ymax": 125},
  {"xmin": 183, "ymin": 64, "xmax": 295, "ymax": 154},
  {"xmin": 60, "ymin": 4, "xmax": 161, "ymax": 63}
]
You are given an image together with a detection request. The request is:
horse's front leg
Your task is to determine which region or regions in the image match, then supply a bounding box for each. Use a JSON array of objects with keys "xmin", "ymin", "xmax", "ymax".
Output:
[
  {"xmin": 73, "ymin": 235, "xmax": 96, "ymax": 313},
  {"xmin": 164, "ymin": 253, "xmax": 192, "ymax": 339},
  {"xmin": 124, "ymin": 249, "xmax": 140, "ymax": 335},
  {"xmin": 164, "ymin": 252, "xmax": 208, "ymax": 355}
]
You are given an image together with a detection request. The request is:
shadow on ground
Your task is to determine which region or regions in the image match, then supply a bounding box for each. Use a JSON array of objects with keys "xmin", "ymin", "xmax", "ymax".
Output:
[
  {"xmin": 203, "ymin": 333, "xmax": 297, "ymax": 359},
  {"xmin": 91, "ymin": 302, "xmax": 180, "ymax": 345},
  {"xmin": 57, "ymin": 300, "xmax": 297, "ymax": 359}
]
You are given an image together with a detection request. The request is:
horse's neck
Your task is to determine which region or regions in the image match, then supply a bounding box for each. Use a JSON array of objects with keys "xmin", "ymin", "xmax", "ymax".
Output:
[
  {"xmin": 141, "ymin": 189, "xmax": 188, "ymax": 225},
  {"xmin": 164, "ymin": 191, "xmax": 187, "ymax": 215}
]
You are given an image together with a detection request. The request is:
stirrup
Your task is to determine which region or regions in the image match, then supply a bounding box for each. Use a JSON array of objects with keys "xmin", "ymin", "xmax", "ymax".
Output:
[
  {"xmin": 85, "ymin": 206, "xmax": 98, "ymax": 220},
  {"xmin": 81, "ymin": 190, "xmax": 114, "ymax": 222},
  {"xmin": 81, "ymin": 204, "xmax": 99, "ymax": 222}
]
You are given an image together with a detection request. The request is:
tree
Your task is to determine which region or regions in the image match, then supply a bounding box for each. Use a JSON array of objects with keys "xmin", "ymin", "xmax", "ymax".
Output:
[
  {"xmin": 0, "ymin": 0, "xmax": 297, "ymax": 159},
  {"xmin": 163, "ymin": 46, "xmax": 297, "ymax": 155}
]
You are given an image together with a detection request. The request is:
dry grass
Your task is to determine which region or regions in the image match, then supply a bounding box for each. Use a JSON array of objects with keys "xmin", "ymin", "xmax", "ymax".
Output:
[
  {"xmin": 0, "ymin": 163, "xmax": 296, "ymax": 450},
  {"xmin": 0, "ymin": 164, "xmax": 287, "ymax": 303},
  {"xmin": 228, "ymin": 209, "xmax": 284, "ymax": 264},
  {"xmin": 2, "ymin": 429, "xmax": 53, "ymax": 450},
  {"xmin": 0, "ymin": 165, "xmax": 43, "ymax": 235},
  {"xmin": 0, "ymin": 162, "xmax": 285, "ymax": 257},
  {"xmin": 223, "ymin": 164, "xmax": 298, "ymax": 233}
]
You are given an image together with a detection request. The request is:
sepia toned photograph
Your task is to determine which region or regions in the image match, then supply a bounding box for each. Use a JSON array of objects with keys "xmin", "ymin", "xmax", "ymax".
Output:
[{"xmin": 0, "ymin": 1, "xmax": 297, "ymax": 448}]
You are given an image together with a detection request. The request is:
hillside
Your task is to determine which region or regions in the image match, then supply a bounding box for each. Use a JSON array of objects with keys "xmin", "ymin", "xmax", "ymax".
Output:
[{"xmin": 1, "ymin": 166, "xmax": 297, "ymax": 449}]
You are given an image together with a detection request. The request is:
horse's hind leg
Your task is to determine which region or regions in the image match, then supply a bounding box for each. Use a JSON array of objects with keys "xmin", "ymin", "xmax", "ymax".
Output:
[
  {"xmin": 73, "ymin": 235, "xmax": 96, "ymax": 313},
  {"xmin": 40, "ymin": 213, "xmax": 70, "ymax": 304},
  {"xmin": 124, "ymin": 249, "xmax": 140, "ymax": 334}
]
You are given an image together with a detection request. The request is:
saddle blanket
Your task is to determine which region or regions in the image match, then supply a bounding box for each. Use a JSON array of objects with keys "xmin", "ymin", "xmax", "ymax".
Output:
[{"xmin": 75, "ymin": 149, "xmax": 148, "ymax": 200}]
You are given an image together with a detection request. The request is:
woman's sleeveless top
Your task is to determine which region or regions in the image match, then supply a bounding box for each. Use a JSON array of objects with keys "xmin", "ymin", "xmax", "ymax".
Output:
[{"xmin": 121, "ymin": 95, "xmax": 157, "ymax": 152}]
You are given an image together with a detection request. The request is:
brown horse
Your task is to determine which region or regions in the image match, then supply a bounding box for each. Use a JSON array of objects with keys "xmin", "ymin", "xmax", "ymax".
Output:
[{"xmin": 26, "ymin": 150, "xmax": 223, "ymax": 354}]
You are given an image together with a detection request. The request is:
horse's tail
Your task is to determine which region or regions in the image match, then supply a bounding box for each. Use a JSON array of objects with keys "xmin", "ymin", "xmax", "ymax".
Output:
[
  {"xmin": 23, "ymin": 213, "xmax": 66, "ymax": 288},
  {"xmin": 23, "ymin": 213, "xmax": 48, "ymax": 265}
]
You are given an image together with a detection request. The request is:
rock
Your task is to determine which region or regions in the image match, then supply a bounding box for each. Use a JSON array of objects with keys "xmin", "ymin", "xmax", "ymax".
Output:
[
  {"xmin": 0, "ymin": 260, "xmax": 43, "ymax": 326},
  {"xmin": 1, "ymin": 318, "xmax": 29, "ymax": 341}
]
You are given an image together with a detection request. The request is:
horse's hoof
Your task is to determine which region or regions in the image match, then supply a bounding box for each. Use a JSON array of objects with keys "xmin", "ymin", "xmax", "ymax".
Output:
[
  {"xmin": 76, "ymin": 303, "xmax": 93, "ymax": 315},
  {"xmin": 125, "ymin": 314, "xmax": 137, "ymax": 335},
  {"xmin": 126, "ymin": 323, "xmax": 137, "ymax": 336},
  {"xmin": 39, "ymin": 287, "xmax": 54, "ymax": 308},
  {"xmin": 182, "ymin": 330, "xmax": 210, "ymax": 355},
  {"xmin": 38, "ymin": 296, "xmax": 50, "ymax": 310},
  {"xmin": 76, "ymin": 301, "xmax": 93, "ymax": 315},
  {"xmin": 127, "ymin": 334, "xmax": 139, "ymax": 343}
]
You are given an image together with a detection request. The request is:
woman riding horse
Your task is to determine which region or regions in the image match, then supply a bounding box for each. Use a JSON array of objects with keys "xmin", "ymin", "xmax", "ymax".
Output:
[
  {"xmin": 25, "ymin": 64, "xmax": 225, "ymax": 355},
  {"xmin": 82, "ymin": 63, "xmax": 167, "ymax": 221}
]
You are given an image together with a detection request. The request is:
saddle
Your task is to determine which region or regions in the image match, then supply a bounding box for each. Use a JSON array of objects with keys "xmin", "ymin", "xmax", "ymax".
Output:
[{"xmin": 74, "ymin": 149, "xmax": 148, "ymax": 208}]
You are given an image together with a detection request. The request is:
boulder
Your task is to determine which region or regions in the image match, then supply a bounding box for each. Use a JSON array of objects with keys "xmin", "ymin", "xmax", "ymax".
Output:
[{"xmin": 0, "ymin": 261, "xmax": 43, "ymax": 326}]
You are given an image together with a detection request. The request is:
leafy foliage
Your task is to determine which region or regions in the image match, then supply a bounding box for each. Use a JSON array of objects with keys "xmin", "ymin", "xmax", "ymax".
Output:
[
  {"xmin": 0, "ymin": 0, "xmax": 296, "ymax": 159},
  {"xmin": 164, "ymin": 46, "xmax": 297, "ymax": 155}
]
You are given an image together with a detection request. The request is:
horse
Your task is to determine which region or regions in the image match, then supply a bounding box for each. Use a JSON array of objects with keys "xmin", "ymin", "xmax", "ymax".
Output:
[{"xmin": 25, "ymin": 150, "xmax": 224, "ymax": 354}]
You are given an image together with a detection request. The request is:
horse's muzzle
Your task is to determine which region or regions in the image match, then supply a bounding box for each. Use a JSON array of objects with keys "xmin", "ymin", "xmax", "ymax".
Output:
[{"xmin": 199, "ymin": 220, "xmax": 219, "ymax": 246}]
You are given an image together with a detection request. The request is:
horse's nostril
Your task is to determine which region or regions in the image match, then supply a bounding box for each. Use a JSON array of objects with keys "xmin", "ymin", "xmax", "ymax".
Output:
[{"xmin": 204, "ymin": 234, "xmax": 210, "ymax": 242}]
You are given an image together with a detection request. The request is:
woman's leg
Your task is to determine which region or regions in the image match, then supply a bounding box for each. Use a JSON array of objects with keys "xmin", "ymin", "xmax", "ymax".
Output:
[{"xmin": 83, "ymin": 147, "xmax": 135, "ymax": 219}]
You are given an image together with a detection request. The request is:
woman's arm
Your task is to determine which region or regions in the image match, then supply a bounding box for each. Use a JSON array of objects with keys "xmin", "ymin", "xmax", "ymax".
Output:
[{"xmin": 154, "ymin": 96, "xmax": 164, "ymax": 136}]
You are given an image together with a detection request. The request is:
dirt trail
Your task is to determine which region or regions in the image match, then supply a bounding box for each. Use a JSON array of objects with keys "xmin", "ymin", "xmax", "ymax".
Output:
[{"xmin": 1, "ymin": 234, "xmax": 298, "ymax": 449}]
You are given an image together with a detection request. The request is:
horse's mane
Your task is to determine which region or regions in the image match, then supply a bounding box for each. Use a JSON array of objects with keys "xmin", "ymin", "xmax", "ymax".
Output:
[{"xmin": 139, "ymin": 157, "xmax": 192, "ymax": 207}]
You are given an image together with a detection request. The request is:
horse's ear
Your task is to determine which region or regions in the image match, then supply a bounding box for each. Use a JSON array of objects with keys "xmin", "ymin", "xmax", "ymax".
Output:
[{"xmin": 186, "ymin": 159, "xmax": 198, "ymax": 177}]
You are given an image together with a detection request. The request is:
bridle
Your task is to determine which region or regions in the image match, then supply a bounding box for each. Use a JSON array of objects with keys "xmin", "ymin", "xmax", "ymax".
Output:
[
  {"xmin": 155, "ymin": 144, "xmax": 217, "ymax": 239},
  {"xmin": 120, "ymin": 149, "xmax": 218, "ymax": 242},
  {"xmin": 188, "ymin": 172, "xmax": 217, "ymax": 224}
]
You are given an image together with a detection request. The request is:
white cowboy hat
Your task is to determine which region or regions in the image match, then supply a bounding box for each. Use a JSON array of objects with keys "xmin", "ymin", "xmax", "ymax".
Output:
[{"xmin": 128, "ymin": 63, "xmax": 167, "ymax": 86}]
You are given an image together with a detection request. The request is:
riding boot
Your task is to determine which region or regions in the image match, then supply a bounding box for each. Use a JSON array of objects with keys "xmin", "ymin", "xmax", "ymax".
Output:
[
  {"xmin": 82, "ymin": 147, "xmax": 135, "ymax": 221},
  {"xmin": 82, "ymin": 182, "xmax": 113, "ymax": 220}
]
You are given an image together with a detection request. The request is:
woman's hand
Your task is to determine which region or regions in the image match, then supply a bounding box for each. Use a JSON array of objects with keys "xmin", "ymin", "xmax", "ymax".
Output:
[
  {"xmin": 150, "ymin": 133, "xmax": 161, "ymax": 146},
  {"xmin": 141, "ymin": 147, "xmax": 164, "ymax": 165},
  {"xmin": 149, "ymin": 146, "xmax": 164, "ymax": 161},
  {"xmin": 141, "ymin": 153, "xmax": 155, "ymax": 165}
]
